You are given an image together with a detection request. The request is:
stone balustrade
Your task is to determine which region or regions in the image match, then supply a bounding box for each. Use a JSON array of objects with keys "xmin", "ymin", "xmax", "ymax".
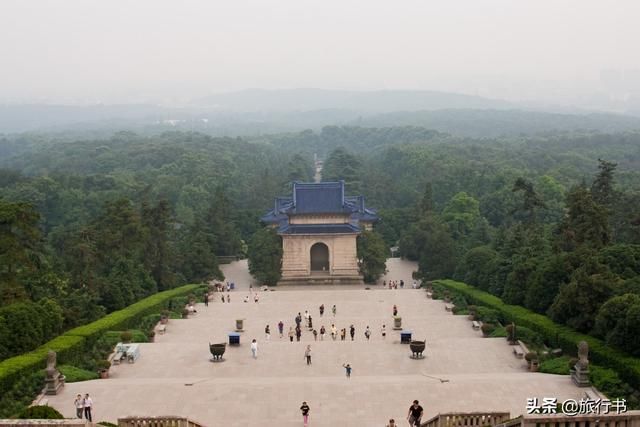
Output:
[
  {"xmin": 421, "ymin": 412, "xmax": 512, "ymax": 427},
  {"xmin": 495, "ymin": 411, "xmax": 640, "ymax": 427},
  {"xmin": 117, "ymin": 417, "xmax": 205, "ymax": 427}
]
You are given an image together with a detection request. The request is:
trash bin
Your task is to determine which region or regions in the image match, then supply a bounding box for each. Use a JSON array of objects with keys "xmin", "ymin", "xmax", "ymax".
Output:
[{"xmin": 228, "ymin": 333, "xmax": 240, "ymax": 345}]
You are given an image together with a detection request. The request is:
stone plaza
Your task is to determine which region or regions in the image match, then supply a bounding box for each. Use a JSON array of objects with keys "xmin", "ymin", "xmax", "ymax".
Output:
[{"xmin": 46, "ymin": 259, "xmax": 588, "ymax": 426}]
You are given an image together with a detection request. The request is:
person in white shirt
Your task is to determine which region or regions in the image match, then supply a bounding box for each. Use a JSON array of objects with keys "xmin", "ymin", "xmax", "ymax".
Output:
[
  {"xmin": 74, "ymin": 394, "xmax": 84, "ymax": 418},
  {"xmin": 83, "ymin": 393, "xmax": 93, "ymax": 421},
  {"xmin": 251, "ymin": 339, "xmax": 258, "ymax": 358}
]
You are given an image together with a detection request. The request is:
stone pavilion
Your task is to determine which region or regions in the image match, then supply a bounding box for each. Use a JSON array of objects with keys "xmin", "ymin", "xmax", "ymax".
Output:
[{"xmin": 261, "ymin": 181, "xmax": 378, "ymax": 285}]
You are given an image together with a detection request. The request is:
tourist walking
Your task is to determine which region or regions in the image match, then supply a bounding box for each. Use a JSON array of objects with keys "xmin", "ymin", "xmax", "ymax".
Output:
[
  {"xmin": 381, "ymin": 324, "xmax": 386, "ymax": 339},
  {"xmin": 320, "ymin": 325, "xmax": 326, "ymax": 340},
  {"xmin": 227, "ymin": 294, "xmax": 230, "ymax": 303},
  {"xmin": 340, "ymin": 328, "xmax": 346, "ymax": 341},
  {"xmin": 254, "ymin": 294, "xmax": 259, "ymax": 303},
  {"xmin": 204, "ymin": 292, "xmax": 209, "ymax": 307},
  {"xmin": 364, "ymin": 326, "xmax": 371, "ymax": 340},
  {"xmin": 400, "ymin": 280, "xmax": 404, "ymax": 289},
  {"xmin": 349, "ymin": 324, "xmax": 355, "ymax": 341},
  {"xmin": 332, "ymin": 304, "xmax": 337, "ymax": 316},
  {"xmin": 227, "ymin": 282, "xmax": 231, "ymax": 292},
  {"xmin": 313, "ymin": 329, "xmax": 318, "ymax": 341},
  {"xmin": 296, "ymin": 325, "xmax": 302, "ymax": 342},
  {"xmin": 244, "ymin": 295, "xmax": 249, "ymax": 303},
  {"xmin": 296, "ymin": 312, "xmax": 302, "ymax": 327},
  {"xmin": 221, "ymin": 294, "xmax": 225, "ymax": 303},
  {"xmin": 288, "ymin": 327, "xmax": 295, "ymax": 342},
  {"xmin": 305, "ymin": 345, "xmax": 312, "ymax": 365},
  {"xmin": 300, "ymin": 401, "xmax": 310, "ymax": 427},
  {"xmin": 319, "ymin": 304, "xmax": 324, "ymax": 316},
  {"xmin": 74, "ymin": 394, "xmax": 84, "ymax": 418},
  {"xmin": 386, "ymin": 419, "xmax": 397, "ymax": 427},
  {"xmin": 265, "ymin": 324, "xmax": 271, "ymax": 341},
  {"xmin": 251, "ymin": 339, "xmax": 258, "ymax": 358},
  {"xmin": 331, "ymin": 324, "xmax": 337, "ymax": 340},
  {"xmin": 407, "ymin": 400, "xmax": 424, "ymax": 426},
  {"xmin": 342, "ymin": 363, "xmax": 352, "ymax": 378},
  {"xmin": 278, "ymin": 320, "xmax": 284, "ymax": 338},
  {"xmin": 83, "ymin": 393, "xmax": 93, "ymax": 421}
]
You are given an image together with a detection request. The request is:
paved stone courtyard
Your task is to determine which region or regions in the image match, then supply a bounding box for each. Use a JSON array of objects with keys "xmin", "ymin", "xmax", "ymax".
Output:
[{"xmin": 47, "ymin": 259, "xmax": 586, "ymax": 426}]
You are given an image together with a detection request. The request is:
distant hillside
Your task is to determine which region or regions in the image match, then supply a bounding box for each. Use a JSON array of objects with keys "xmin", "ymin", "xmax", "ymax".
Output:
[
  {"xmin": 356, "ymin": 109, "xmax": 640, "ymax": 137},
  {"xmin": 0, "ymin": 104, "xmax": 168, "ymax": 133},
  {"xmin": 192, "ymin": 88, "xmax": 514, "ymax": 112}
]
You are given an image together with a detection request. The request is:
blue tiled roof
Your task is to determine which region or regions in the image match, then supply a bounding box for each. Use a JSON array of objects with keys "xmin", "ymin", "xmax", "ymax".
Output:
[
  {"xmin": 279, "ymin": 223, "xmax": 361, "ymax": 235},
  {"xmin": 261, "ymin": 181, "xmax": 379, "ymax": 232},
  {"xmin": 290, "ymin": 182, "xmax": 350, "ymax": 214}
]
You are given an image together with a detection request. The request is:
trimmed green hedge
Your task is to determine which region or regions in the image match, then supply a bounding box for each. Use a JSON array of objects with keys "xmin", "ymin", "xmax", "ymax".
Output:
[
  {"xmin": 65, "ymin": 285, "xmax": 200, "ymax": 341},
  {"xmin": 434, "ymin": 279, "xmax": 640, "ymax": 390},
  {"xmin": 0, "ymin": 284, "xmax": 200, "ymax": 398}
]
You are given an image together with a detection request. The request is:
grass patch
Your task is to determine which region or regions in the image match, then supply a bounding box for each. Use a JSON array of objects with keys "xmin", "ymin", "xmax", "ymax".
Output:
[
  {"xmin": 490, "ymin": 326, "xmax": 507, "ymax": 338},
  {"xmin": 58, "ymin": 365, "xmax": 99, "ymax": 382},
  {"xmin": 539, "ymin": 356, "xmax": 571, "ymax": 375}
]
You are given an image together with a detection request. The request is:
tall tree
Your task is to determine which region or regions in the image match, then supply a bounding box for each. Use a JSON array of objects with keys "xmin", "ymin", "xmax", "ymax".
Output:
[
  {"xmin": 591, "ymin": 159, "xmax": 618, "ymax": 208},
  {"xmin": 441, "ymin": 192, "xmax": 481, "ymax": 241},
  {"xmin": 357, "ymin": 230, "xmax": 389, "ymax": 283},
  {"xmin": 0, "ymin": 200, "xmax": 43, "ymax": 304},
  {"xmin": 511, "ymin": 177, "xmax": 545, "ymax": 224},
  {"xmin": 247, "ymin": 228, "xmax": 282, "ymax": 285},
  {"xmin": 322, "ymin": 148, "xmax": 362, "ymax": 193},
  {"xmin": 142, "ymin": 199, "xmax": 177, "ymax": 291},
  {"xmin": 555, "ymin": 184, "xmax": 609, "ymax": 251},
  {"xmin": 206, "ymin": 187, "xmax": 242, "ymax": 256}
]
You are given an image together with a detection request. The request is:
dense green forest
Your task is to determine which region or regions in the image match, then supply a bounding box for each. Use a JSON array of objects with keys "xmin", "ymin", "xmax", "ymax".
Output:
[
  {"xmin": 0, "ymin": 131, "xmax": 314, "ymax": 360},
  {"xmin": 310, "ymin": 128, "xmax": 640, "ymax": 359},
  {"xmin": 1, "ymin": 125, "xmax": 640, "ymax": 367}
]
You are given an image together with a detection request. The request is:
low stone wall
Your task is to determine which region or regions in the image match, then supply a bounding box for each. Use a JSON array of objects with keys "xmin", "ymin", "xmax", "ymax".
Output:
[
  {"xmin": 421, "ymin": 412, "xmax": 511, "ymax": 427},
  {"xmin": 117, "ymin": 416, "xmax": 204, "ymax": 427}
]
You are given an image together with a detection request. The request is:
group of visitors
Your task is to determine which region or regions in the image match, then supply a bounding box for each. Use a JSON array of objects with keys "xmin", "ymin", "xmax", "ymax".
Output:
[
  {"xmin": 382, "ymin": 279, "xmax": 420, "ymax": 289},
  {"xmin": 298, "ymin": 399, "xmax": 424, "ymax": 426},
  {"xmin": 263, "ymin": 305, "xmax": 389, "ymax": 344},
  {"xmin": 73, "ymin": 393, "xmax": 93, "ymax": 421}
]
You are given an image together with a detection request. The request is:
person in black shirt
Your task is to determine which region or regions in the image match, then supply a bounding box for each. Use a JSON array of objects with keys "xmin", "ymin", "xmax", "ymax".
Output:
[
  {"xmin": 407, "ymin": 400, "xmax": 424, "ymax": 426},
  {"xmin": 300, "ymin": 401, "xmax": 310, "ymax": 426}
]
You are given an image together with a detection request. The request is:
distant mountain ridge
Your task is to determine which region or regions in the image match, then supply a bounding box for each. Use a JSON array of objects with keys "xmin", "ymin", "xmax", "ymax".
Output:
[{"xmin": 192, "ymin": 88, "xmax": 514, "ymax": 112}]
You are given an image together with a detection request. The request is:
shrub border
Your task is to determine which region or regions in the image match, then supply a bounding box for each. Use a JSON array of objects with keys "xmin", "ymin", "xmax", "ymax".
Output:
[
  {"xmin": 434, "ymin": 279, "xmax": 640, "ymax": 389},
  {"xmin": 0, "ymin": 284, "xmax": 200, "ymax": 397}
]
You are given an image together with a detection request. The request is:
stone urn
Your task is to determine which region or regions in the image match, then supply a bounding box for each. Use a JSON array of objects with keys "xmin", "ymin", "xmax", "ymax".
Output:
[
  {"xmin": 209, "ymin": 343, "xmax": 226, "ymax": 361},
  {"xmin": 530, "ymin": 359, "xmax": 539, "ymax": 372},
  {"xmin": 393, "ymin": 316, "xmax": 402, "ymax": 330},
  {"xmin": 410, "ymin": 340, "xmax": 426, "ymax": 359},
  {"xmin": 236, "ymin": 319, "xmax": 244, "ymax": 332}
]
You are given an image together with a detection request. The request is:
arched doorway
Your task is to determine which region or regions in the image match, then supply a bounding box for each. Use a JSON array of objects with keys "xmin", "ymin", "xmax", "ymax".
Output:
[{"xmin": 310, "ymin": 242, "xmax": 330, "ymax": 272}]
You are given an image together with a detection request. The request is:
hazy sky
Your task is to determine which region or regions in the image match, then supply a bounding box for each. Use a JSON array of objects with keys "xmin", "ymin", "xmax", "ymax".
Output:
[{"xmin": 1, "ymin": 0, "xmax": 639, "ymax": 104}]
